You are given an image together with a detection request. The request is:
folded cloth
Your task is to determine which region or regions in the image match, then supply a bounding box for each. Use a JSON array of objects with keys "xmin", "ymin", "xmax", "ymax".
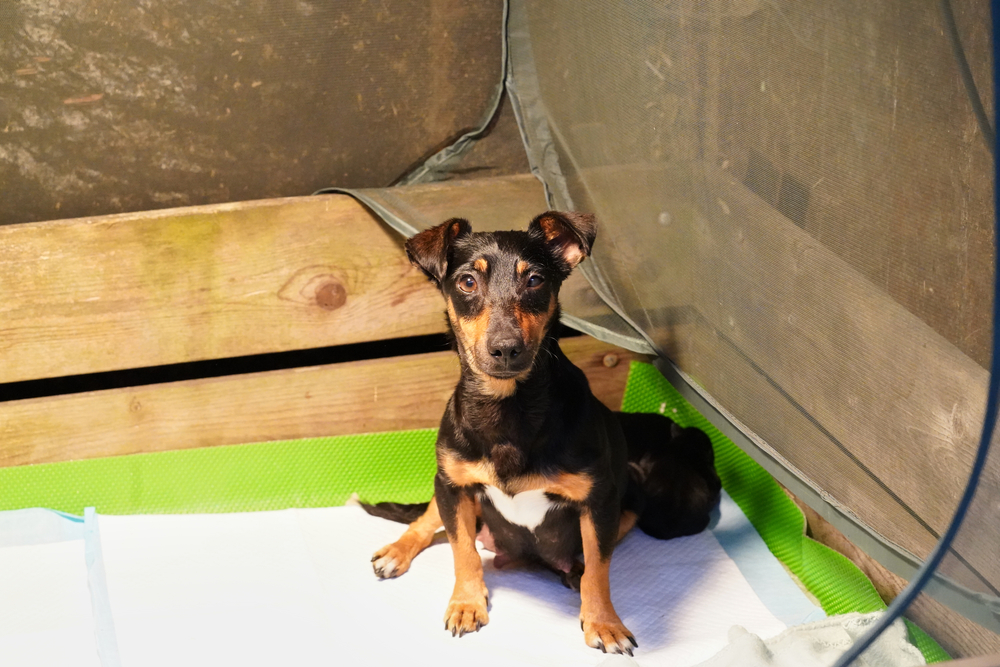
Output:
[{"xmin": 687, "ymin": 612, "xmax": 925, "ymax": 667}]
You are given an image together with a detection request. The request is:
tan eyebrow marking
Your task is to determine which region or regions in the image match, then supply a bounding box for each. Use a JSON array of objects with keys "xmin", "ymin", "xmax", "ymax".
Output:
[
  {"xmin": 516, "ymin": 260, "xmax": 528, "ymax": 275},
  {"xmin": 514, "ymin": 294, "xmax": 557, "ymax": 350},
  {"xmin": 474, "ymin": 258, "xmax": 488, "ymax": 272}
]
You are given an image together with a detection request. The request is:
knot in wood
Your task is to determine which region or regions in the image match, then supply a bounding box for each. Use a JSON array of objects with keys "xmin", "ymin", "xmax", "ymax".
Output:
[{"xmin": 315, "ymin": 281, "xmax": 347, "ymax": 311}]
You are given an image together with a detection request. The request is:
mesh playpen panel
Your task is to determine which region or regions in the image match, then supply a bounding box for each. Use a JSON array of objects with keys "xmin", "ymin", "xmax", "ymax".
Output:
[{"xmin": 503, "ymin": 0, "xmax": 999, "ymax": 635}]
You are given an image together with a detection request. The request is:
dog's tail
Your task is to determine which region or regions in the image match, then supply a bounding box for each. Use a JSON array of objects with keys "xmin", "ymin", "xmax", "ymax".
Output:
[{"xmin": 359, "ymin": 501, "xmax": 430, "ymax": 524}]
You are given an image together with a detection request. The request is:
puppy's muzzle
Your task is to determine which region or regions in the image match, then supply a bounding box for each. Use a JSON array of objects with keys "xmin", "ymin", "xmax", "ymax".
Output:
[{"xmin": 484, "ymin": 330, "xmax": 532, "ymax": 377}]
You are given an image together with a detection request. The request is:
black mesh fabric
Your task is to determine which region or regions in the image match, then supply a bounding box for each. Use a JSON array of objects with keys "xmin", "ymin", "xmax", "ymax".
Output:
[{"xmin": 508, "ymin": 0, "xmax": 999, "ymax": 631}]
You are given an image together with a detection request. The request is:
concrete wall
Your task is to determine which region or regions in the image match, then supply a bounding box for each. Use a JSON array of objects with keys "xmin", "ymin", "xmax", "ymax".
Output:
[{"xmin": 0, "ymin": 0, "xmax": 509, "ymax": 225}]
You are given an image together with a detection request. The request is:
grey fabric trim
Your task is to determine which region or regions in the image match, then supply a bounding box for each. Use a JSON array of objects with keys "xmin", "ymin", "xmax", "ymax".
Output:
[
  {"xmin": 393, "ymin": 3, "xmax": 511, "ymax": 185},
  {"xmin": 504, "ymin": 0, "xmax": 573, "ymax": 209},
  {"xmin": 559, "ymin": 313, "xmax": 656, "ymax": 355},
  {"xmin": 655, "ymin": 357, "xmax": 1000, "ymax": 634},
  {"xmin": 573, "ymin": 262, "xmax": 660, "ymax": 355},
  {"xmin": 504, "ymin": 0, "xmax": 660, "ymax": 356},
  {"xmin": 315, "ymin": 188, "xmax": 421, "ymax": 238}
]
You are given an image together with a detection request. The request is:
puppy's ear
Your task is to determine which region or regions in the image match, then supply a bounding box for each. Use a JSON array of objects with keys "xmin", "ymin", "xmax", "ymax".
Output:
[
  {"xmin": 405, "ymin": 218, "xmax": 472, "ymax": 285},
  {"xmin": 529, "ymin": 211, "xmax": 597, "ymax": 270}
]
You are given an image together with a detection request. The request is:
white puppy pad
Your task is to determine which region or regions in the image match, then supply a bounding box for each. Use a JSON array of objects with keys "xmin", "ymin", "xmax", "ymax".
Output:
[
  {"xmin": 0, "ymin": 539, "xmax": 100, "ymax": 667},
  {"xmin": 96, "ymin": 496, "xmax": 812, "ymax": 667},
  {"xmin": 98, "ymin": 511, "xmax": 338, "ymax": 667}
]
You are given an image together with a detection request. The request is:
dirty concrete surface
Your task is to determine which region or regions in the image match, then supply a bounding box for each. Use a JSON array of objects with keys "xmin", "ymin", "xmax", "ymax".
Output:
[{"xmin": 0, "ymin": 0, "xmax": 526, "ymax": 225}]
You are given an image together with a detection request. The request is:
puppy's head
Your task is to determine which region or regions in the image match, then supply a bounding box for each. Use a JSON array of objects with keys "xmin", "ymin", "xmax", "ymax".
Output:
[{"xmin": 405, "ymin": 211, "xmax": 597, "ymax": 395}]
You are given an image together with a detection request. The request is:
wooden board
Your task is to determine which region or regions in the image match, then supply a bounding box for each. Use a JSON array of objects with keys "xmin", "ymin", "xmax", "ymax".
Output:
[
  {"xmin": 935, "ymin": 657, "xmax": 1000, "ymax": 667},
  {"xmin": 0, "ymin": 337, "xmax": 645, "ymax": 467},
  {"xmin": 0, "ymin": 175, "xmax": 549, "ymax": 385}
]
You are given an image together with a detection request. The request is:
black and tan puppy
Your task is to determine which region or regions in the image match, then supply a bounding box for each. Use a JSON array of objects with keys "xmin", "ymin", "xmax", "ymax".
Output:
[{"xmin": 368, "ymin": 212, "xmax": 721, "ymax": 655}]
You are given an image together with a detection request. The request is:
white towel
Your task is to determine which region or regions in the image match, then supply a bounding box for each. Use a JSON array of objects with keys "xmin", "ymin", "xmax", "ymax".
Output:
[{"xmin": 684, "ymin": 612, "xmax": 925, "ymax": 667}]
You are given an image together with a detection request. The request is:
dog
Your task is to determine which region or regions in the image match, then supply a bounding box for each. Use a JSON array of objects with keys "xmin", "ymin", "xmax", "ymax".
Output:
[{"xmin": 366, "ymin": 211, "xmax": 721, "ymax": 655}]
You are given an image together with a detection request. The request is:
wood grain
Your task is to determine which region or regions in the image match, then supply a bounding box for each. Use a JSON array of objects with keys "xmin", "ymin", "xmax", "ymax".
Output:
[
  {"xmin": 934, "ymin": 656, "xmax": 1000, "ymax": 667},
  {"xmin": 0, "ymin": 175, "xmax": 549, "ymax": 385},
  {"xmin": 0, "ymin": 337, "xmax": 646, "ymax": 467}
]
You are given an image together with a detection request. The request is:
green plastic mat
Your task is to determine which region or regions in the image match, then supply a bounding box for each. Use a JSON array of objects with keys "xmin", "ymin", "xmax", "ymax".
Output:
[
  {"xmin": 621, "ymin": 362, "xmax": 949, "ymax": 664},
  {"xmin": 0, "ymin": 360, "xmax": 948, "ymax": 661},
  {"xmin": 0, "ymin": 429, "xmax": 438, "ymax": 515}
]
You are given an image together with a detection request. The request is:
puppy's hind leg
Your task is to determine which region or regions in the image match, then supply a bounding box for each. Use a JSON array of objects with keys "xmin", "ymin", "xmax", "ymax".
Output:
[
  {"xmin": 371, "ymin": 496, "xmax": 443, "ymax": 579},
  {"xmin": 616, "ymin": 510, "xmax": 639, "ymax": 543}
]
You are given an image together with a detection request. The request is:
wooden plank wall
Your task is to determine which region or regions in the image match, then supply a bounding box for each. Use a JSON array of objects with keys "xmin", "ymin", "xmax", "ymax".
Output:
[
  {"xmin": 0, "ymin": 175, "xmax": 642, "ymax": 467},
  {"xmin": 571, "ymin": 163, "xmax": 999, "ymax": 655},
  {"xmin": 579, "ymin": 163, "xmax": 997, "ymax": 588},
  {"xmin": 0, "ymin": 337, "xmax": 642, "ymax": 467},
  {"xmin": 0, "ymin": 196, "xmax": 443, "ymax": 384},
  {"xmin": 0, "ymin": 175, "xmax": 556, "ymax": 386}
]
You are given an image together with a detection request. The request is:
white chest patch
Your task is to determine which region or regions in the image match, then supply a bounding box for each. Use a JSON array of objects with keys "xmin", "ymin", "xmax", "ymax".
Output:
[{"xmin": 483, "ymin": 486, "xmax": 554, "ymax": 531}]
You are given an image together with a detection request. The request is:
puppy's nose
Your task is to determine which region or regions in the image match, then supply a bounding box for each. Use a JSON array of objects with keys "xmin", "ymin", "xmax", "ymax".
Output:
[{"xmin": 489, "ymin": 337, "xmax": 523, "ymax": 363}]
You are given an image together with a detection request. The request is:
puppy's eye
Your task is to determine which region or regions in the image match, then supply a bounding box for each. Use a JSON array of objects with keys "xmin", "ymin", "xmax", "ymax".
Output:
[
  {"xmin": 458, "ymin": 274, "xmax": 478, "ymax": 293},
  {"xmin": 527, "ymin": 275, "xmax": 545, "ymax": 288}
]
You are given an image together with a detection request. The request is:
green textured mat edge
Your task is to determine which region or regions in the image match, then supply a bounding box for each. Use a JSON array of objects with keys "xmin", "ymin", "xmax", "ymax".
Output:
[
  {"xmin": 620, "ymin": 362, "xmax": 950, "ymax": 664},
  {"xmin": 0, "ymin": 429, "xmax": 439, "ymax": 515},
  {"xmin": 0, "ymin": 361, "xmax": 949, "ymax": 661}
]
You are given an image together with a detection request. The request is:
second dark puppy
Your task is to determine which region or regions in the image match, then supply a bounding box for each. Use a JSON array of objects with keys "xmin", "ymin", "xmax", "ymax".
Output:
[{"xmin": 368, "ymin": 212, "xmax": 721, "ymax": 655}]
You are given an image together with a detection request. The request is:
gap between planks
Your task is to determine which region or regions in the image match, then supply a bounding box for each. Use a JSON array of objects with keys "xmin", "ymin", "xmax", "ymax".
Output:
[{"xmin": 0, "ymin": 337, "xmax": 646, "ymax": 468}]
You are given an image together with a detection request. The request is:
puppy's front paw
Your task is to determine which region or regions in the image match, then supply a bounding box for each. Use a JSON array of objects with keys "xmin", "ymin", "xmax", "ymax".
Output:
[
  {"xmin": 370, "ymin": 542, "xmax": 414, "ymax": 579},
  {"xmin": 443, "ymin": 584, "xmax": 490, "ymax": 637},
  {"xmin": 581, "ymin": 613, "xmax": 637, "ymax": 656}
]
